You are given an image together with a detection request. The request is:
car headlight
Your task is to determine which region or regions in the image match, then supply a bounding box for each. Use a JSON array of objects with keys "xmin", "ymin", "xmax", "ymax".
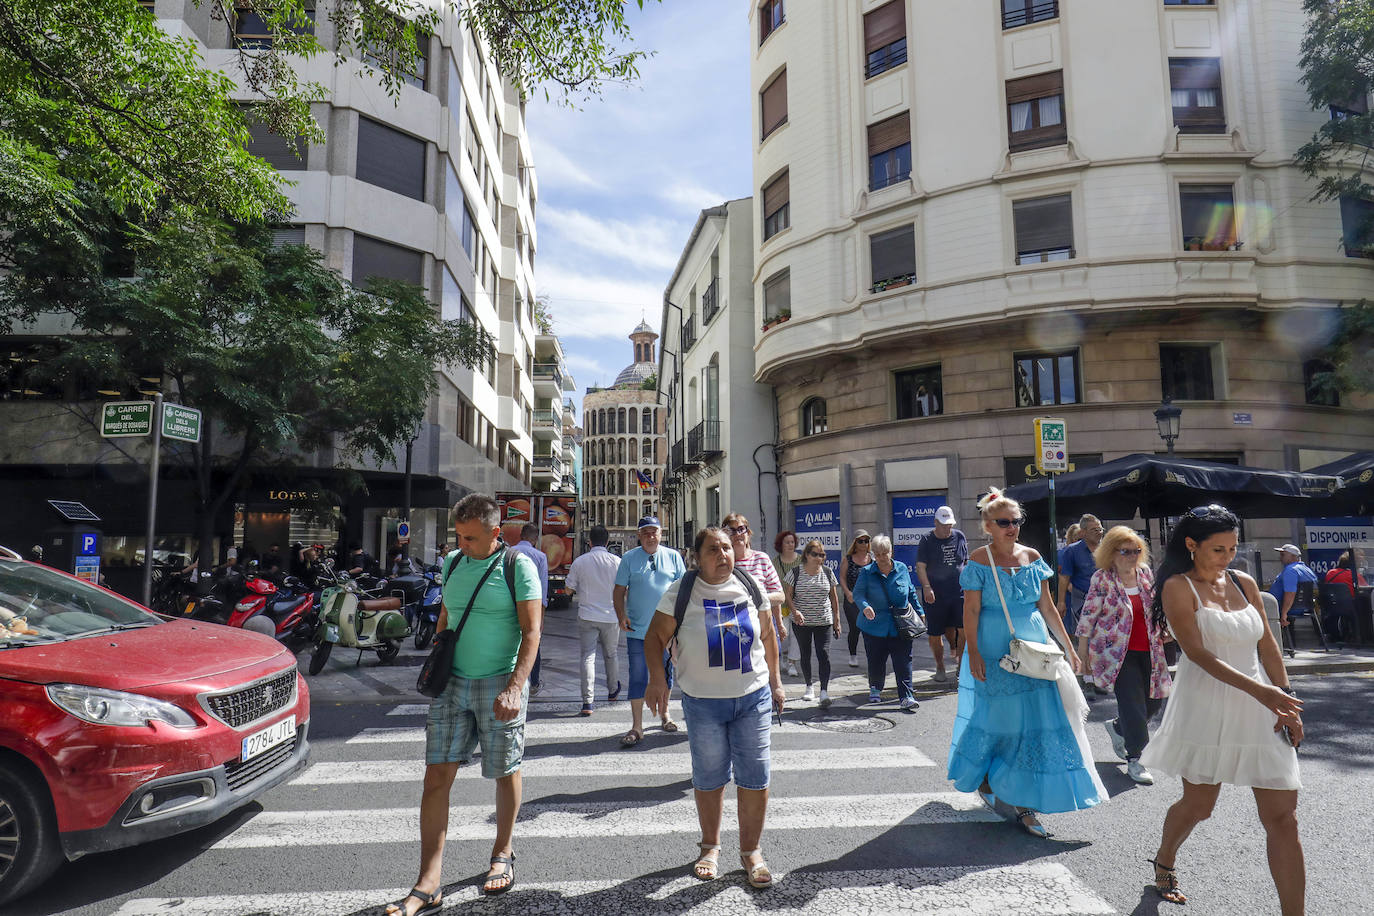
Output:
[{"xmin": 47, "ymin": 684, "xmax": 198, "ymax": 729}]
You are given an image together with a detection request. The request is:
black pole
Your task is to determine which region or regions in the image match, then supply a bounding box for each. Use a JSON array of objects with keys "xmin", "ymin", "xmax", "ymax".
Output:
[{"xmin": 403, "ymin": 435, "xmax": 414, "ymax": 521}]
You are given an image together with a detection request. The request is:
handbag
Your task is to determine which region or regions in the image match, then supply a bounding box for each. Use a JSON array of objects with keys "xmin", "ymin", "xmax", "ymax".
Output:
[
  {"xmin": 417, "ymin": 548, "xmax": 506, "ymax": 698},
  {"xmin": 892, "ymin": 603, "xmax": 928, "ymax": 640},
  {"xmin": 986, "ymin": 546, "xmax": 1063, "ymax": 680}
]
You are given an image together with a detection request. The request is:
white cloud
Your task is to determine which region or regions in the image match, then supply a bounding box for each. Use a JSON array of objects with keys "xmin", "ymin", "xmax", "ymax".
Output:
[
  {"xmin": 540, "ymin": 207, "xmax": 684, "ymax": 273},
  {"xmin": 536, "ymin": 265, "xmax": 663, "ymax": 343},
  {"xmin": 659, "ymin": 181, "xmax": 729, "ymax": 212},
  {"xmin": 529, "ymin": 144, "xmax": 603, "ymax": 191}
]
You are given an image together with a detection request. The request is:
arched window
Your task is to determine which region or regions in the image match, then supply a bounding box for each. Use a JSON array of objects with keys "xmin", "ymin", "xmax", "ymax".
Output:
[
  {"xmin": 642, "ymin": 409, "xmax": 652, "ymax": 433},
  {"xmin": 643, "ymin": 499, "xmax": 653, "ymax": 518},
  {"xmin": 619, "ymin": 439, "xmax": 627, "ymax": 465},
  {"xmin": 628, "ymin": 437, "xmax": 637, "ymax": 463},
  {"xmin": 642, "ymin": 439, "xmax": 652, "ymax": 461},
  {"xmin": 618, "ymin": 407, "xmax": 627, "ymax": 432},
  {"xmin": 617, "ymin": 501, "xmax": 627, "ymax": 528},
  {"xmin": 628, "ymin": 407, "xmax": 638, "ymax": 432},
  {"xmin": 801, "ymin": 397, "xmax": 828, "ymax": 436}
]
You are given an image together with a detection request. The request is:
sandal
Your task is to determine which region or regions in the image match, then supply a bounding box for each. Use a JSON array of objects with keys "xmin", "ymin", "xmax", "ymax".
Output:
[
  {"xmin": 384, "ymin": 886, "xmax": 442, "ymax": 916},
  {"xmin": 661, "ymin": 718, "xmax": 679, "ymax": 732},
  {"xmin": 619, "ymin": 729, "xmax": 643, "ymax": 748},
  {"xmin": 740, "ymin": 848, "xmax": 774, "ymax": 889},
  {"xmin": 1149, "ymin": 858, "xmax": 1187, "ymax": 904},
  {"xmin": 483, "ymin": 854, "xmax": 515, "ymax": 896},
  {"xmin": 692, "ymin": 842, "xmax": 720, "ymax": 880},
  {"xmin": 1013, "ymin": 808, "xmax": 1053, "ymax": 839}
]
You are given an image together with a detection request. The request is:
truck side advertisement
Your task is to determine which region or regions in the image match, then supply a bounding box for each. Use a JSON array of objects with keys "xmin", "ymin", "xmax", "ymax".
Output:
[{"xmin": 496, "ymin": 493, "xmax": 578, "ymax": 606}]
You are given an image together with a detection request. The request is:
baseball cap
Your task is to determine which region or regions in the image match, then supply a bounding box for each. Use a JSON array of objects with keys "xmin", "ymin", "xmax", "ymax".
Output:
[
  {"xmin": 637, "ymin": 516, "xmax": 662, "ymax": 530},
  {"xmin": 1274, "ymin": 544, "xmax": 1302, "ymax": 556},
  {"xmin": 934, "ymin": 506, "xmax": 956, "ymax": 525}
]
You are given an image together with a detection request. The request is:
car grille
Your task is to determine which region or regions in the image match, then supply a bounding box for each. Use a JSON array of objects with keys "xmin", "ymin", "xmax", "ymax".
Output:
[
  {"xmin": 205, "ymin": 669, "xmax": 297, "ymax": 728},
  {"xmin": 224, "ymin": 735, "xmax": 299, "ymax": 791}
]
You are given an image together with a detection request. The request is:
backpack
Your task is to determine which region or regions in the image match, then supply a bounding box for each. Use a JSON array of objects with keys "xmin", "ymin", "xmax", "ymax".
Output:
[
  {"xmin": 441, "ymin": 545, "xmax": 519, "ymax": 608},
  {"xmin": 671, "ymin": 566, "xmax": 767, "ymax": 640}
]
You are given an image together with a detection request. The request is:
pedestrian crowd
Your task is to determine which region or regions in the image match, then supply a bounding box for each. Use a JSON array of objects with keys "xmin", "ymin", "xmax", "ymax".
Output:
[{"xmin": 383, "ymin": 490, "xmax": 1308, "ymax": 916}]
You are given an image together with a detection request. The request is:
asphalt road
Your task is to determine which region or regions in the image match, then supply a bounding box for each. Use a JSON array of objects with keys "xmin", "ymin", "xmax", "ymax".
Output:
[{"xmin": 20, "ymin": 621, "xmax": 1374, "ymax": 916}]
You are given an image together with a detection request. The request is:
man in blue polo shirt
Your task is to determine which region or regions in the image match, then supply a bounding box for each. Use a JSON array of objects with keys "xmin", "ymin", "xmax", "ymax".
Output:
[
  {"xmin": 613, "ymin": 516, "xmax": 686, "ymax": 747},
  {"xmin": 1057, "ymin": 513, "xmax": 1103, "ymax": 635},
  {"xmin": 1269, "ymin": 543, "xmax": 1318, "ymax": 629}
]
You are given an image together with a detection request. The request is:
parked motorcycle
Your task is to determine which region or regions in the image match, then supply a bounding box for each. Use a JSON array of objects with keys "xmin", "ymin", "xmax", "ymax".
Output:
[
  {"xmin": 308, "ymin": 568, "xmax": 410, "ymax": 674},
  {"xmin": 180, "ymin": 566, "xmax": 248, "ymax": 625},
  {"xmin": 407, "ymin": 567, "xmax": 443, "ymax": 650},
  {"xmin": 228, "ymin": 573, "xmax": 318, "ymax": 645}
]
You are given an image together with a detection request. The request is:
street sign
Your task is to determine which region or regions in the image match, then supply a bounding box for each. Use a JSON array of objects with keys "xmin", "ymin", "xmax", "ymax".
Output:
[
  {"xmin": 162, "ymin": 404, "xmax": 202, "ymax": 443},
  {"xmin": 396, "ymin": 521, "xmax": 410, "ymax": 545},
  {"xmin": 100, "ymin": 401, "xmax": 153, "ymax": 438},
  {"xmin": 1034, "ymin": 417, "xmax": 1068, "ymax": 474}
]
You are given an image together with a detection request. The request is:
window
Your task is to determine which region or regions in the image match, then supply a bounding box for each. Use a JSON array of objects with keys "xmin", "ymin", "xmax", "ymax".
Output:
[
  {"xmin": 1330, "ymin": 91, "xmax": 1369, "ymax": 123},
  {"xmin": 864, "ymin": 1, "xmax": 907, "ymax": 79},
  {"xmin": 1013, "ymin": 193, "xmax": 1074, "ymax": 263},
  {"xmin": 618, "ymin": 408, "xmax": 627, "ymax": 433},
  {"xmin": 1303, "ymin": 359, "xmax": 1340, "ymax": 407},
  {"xmin": 271, "ymin": 226, "xmax": 305, "ymax": 248},
  {"xmin": 759, "ymin": 0, "xmax": 784, "ymax": 44},
  {"xmin": 1007, "ymin": 70, "xmax": 1065, "ymax": 151},
  {"xmin": 456, "ymin": 391, "xmax": 476, "ymax": 446},
  {"xmin": 445, "ymin": 161, "xmax": 465, "ymax": 238},
  {"xmin": 1003, "ymin": 0, "xmax": 1058, "ymax": 29},
  {"xmin": 642, "ymin": 409, "xmax": 652, "ymax": 433},
  {"xmin": 895, "ymin": 366, "xmax": 943, "ymax": 419},
  {"xmin": 1340, "ymin": 195, "xmax": 1374, "ymax": 258},
  {"xmin": 763, "ymin": 269, "xmax": 790, "ymax": 322},
  {"xmin": 241, "ymin": 108, "xmax": 308, "ymax": 170},
  {"xmin": 1169, "ymin": 58, "xmax": 1225, "ymax": 133},
  {"xmin": 1164, "ymin": 0, "xmax": 1214, "ymax": 5},
  {"xmin": 761, "ymin": 69, "xmax": 788, "ymax": 140},
  {"xmin": 1179, "ymin": 184, "xmax": 1237, "ymax": 250},
  {"xmin": 356, "ymin": 117, "xmax": 425, "ymax": 200},
  {"xmin": 462, "ymin": 203, "xmax": 477, "ymax": 264},
  {"xmin": 801, "ymin": 397, "xmax": 828, "ymax": 436},
  {"xmin": 762, "ymin": 170, "xmax": 790, "ymax": 240},
  {"xmin": 363, "ymin": 18, "xmax": 428, "ymax": 90},
  {"xmin": 706, "ymin": 486, "xmax": 721, "ymax": 529},
  {"xmin": 870, "ymin": 224, "xmax": 916, "ymax": 291},
  {"xmin": 704, "ymin": 359, "xmax": 720, "ymax": 423},
  {"xmin": 233, "ymin": 2, "xmax": 314, "ymax": 48},
  {"xmin": 1160, "ymin": 344, "xmax": 1216, "ymax": 401},
  {"xmin": 447, "ymin": 52, "xmax": 462, "ymax": 131},
  {"xmin": 1015, "ymin": 350, "xmax": 1079, "ymax": 406},
  {"xmin": 868, "ymin": 112, "xmax": 911, "ymax": 190},
  {"xmin": 642, "ymin": 439, "xmax": 652, "ymax": 461},
  {"xmin": 352, "ymin": 234, "xmax": 423, "ymax": 287}
]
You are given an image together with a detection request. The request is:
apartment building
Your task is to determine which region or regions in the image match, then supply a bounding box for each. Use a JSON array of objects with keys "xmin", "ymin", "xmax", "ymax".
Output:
[
  {"xmin": 749, "ymin": 0, "xmax": 1374, "ymax": 553},
  {"xmin": 533, "ymin": 333, "xmax": 577, "ymax": 493}
]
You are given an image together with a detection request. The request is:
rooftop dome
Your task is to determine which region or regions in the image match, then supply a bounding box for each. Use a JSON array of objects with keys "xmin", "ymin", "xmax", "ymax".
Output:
[
  {"xmin": 632, "ymin": 319, "xmax": 655, "ymax": 335},
  {"xmin": 613, "ymin": 361, "xmax": 656, "ymax": 388},
  {"xmin": 613, "ymin": 320, "xmax": 658, "ymax": 388}
]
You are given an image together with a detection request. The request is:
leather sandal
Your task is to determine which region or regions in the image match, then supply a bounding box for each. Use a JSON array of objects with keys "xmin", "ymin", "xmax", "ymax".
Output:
[
  {"xmin": 1014, "ymin": 808, "xmax": 1052, "ymax": 838},
  {"xmin": 692, "ymin": 842, "xmax": 720, "ymax": 880},
  {"xmin": 483, "ymin": 854, "xmax": 515, "ymax": 895},
  {"xmin": 1149, "ymin": 858, "xmax": 1187, "ymax": 904},
  {"xmin": 384, "ymin": 886, "xmax": 442, "ymax": 916},
  {"xmin": 740, "ymin": 848, "xmax": 774, "ymax": 888}
]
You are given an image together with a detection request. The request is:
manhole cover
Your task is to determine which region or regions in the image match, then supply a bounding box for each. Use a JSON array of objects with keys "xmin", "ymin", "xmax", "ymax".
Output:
[{"xmin": 800, "ymin": 714, "xmax": 895, "ymax": 733}]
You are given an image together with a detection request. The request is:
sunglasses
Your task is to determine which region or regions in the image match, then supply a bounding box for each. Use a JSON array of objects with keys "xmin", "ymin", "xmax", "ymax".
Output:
[
  {"xmin": 992, "ymin": 517, "xmax": 1026, "ymax": 529},
  {"xmin": 727, "ymin": 524, "xmax": 750, "ymax": 535},
  {"xmin": 855, "ymin": 536, "xmax": 870, "ymax": 543},
  {"xmin": 807, "ymin": 551, "xmax": 826, "ymax": 558},
  {"xmin": 1187, "ymin": 504, "xmax": 1225, "ymax": 520},
  {"xmin": 1117, "ymin": 548, "xmax": 1142, "ymax": 557}
]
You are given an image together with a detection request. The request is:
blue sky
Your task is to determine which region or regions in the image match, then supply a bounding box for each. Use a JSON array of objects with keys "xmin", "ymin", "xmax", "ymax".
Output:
[{"xmin": 528, "ymin": 0, "xmax": 752, "ymax": 408}]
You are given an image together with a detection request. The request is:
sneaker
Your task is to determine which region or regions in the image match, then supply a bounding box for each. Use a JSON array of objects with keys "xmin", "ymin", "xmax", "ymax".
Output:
[
  {"xmin": 1104, "ymin": 719, "xmax": 1128, "ymax": 761},
  {"xmin": 801, "ymin": 686, "xmax": 815, "ymax": 702},
  {"xmin": 818, "ymin": 690, "xmax": 831, "ymax": 708},
  {"xmin": 607, "ymin": 680, "xmax": 622, "ymax": 702},
  {"xmin": 899, "ymin": 696, "xmax": 919, "ymax": 712},
  {"xmin": 787, "ymin": 662, "xmax": 798, "ymax": 678},
  {"xmin": 868, "ymin": 688, "xmax": 881, "ymax": 704},
  {"xmin": 1127, "ymin": 758, "xmax": 1155, "ymax": 785},
  {"xmin": 849, "ymin": 655, "xmax": 859, "ymax": 668},
  {"xmin": 528, "ymin": 681, "xmax": 541, "ymax": 697}
]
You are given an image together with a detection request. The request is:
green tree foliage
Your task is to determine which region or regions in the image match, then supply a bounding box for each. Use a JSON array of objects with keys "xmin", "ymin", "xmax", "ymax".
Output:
[
  {"xmin": 0, "ymin": 208, "xmax": 494, "ymax": 565},
  {"xmin": 534, "ymin": 294, "xmax": 555, "ymax": 334}
]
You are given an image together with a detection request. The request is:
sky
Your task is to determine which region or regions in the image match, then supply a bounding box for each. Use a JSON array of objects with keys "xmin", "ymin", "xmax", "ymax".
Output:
[{"xmin": 527, "ymin": 0, "xmax": 753, "ymax": 410}]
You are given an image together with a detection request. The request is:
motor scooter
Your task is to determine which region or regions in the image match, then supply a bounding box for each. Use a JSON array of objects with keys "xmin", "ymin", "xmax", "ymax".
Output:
[
  {"xmin": 228, "ymin": 574, "xmax": 317, "ymax": 644},
  {"xmin": 411, "ymin": 568, "xmax": 443, "ymax": 650},
  {"xmin": 309, "ymin": 569, "xmax": 410, "ymax": 674}
]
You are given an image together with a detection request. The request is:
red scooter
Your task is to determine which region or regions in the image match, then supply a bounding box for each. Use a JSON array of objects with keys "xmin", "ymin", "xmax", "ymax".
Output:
[{"xmin": 228, "ymin": 574, "xmax": 318, "ymax": 644}]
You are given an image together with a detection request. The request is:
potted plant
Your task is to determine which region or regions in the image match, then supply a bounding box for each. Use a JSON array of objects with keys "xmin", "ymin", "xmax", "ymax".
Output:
[{"xmin": 1185, "ymin": 237, "xmax": 1203, "ymax": 251}]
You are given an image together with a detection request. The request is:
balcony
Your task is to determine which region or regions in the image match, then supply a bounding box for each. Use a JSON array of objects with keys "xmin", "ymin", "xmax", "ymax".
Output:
[
  {"xmin": 532, "ymin": 361, "xmax": 564, "ymax": 397},
  {"xmin": 682, "ymin": 315, "xmax": 697, "ymax": 351},
  {"xmin": 687, "ymin": 420, "xmax": 721, "ymax": 461},
  {"xmin": 1002, "ymin": 0, "xmax": 1058, "ymax": 29},
  {"xmin": 532, "ymin": 408, "xmax": 559, "ymax": 439},
  {"xmin": 532, "ymin": 454, "xmax": 563, "ymax": 479},
  {"xmin": 671, "ymin": 438, "xmax": 696, "ymax": 473},
  {"xmin": 701, "ymin": 277, "xmax": 720, "ymax": 325}
]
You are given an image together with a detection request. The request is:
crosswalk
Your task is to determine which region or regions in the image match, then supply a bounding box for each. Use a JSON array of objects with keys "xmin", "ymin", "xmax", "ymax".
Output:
[{"xmin": 109, "ymin": 697, "xmax": 1122, "ymax": 915}]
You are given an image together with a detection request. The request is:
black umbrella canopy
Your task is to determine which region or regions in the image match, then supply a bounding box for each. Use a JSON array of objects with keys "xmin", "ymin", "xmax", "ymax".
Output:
[
  {"xmin": 1306, "ymin": 451, "xmax": 1374, "ymax": 516},
  {"xmin": 1004, "ymin": 453, "xmax": 1345, "ymax": 523}
]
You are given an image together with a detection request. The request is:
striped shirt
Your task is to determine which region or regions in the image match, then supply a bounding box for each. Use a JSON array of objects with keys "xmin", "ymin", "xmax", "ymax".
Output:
[
  {"xmin": 734, "ymin": 549, "xmax": 783, "ymax": 596},
  {"xmin": 784, "ymin": 565, "xmax": 838, "ymax": 626}
]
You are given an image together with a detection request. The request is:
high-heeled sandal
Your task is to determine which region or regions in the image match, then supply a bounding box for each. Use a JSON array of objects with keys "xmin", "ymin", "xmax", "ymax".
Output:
[
  {"xmin": 739, "ymin": 848, "xmax": 774, "ymax": 888},
  {"xmin": 692, "ymin": 842, "xmax": 720, "ymax": 880},
  {"xmin": 1148, "ymin": 858, "xmax": 1187, "ymax": 904},
  {"xmin": 1013, "ymin": 807, "xmax": 1053, "ymax": 838}
]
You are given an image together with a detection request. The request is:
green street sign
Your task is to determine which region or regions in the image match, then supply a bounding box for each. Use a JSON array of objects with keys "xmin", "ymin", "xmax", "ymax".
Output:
[
  {"xmin": 1034, "ymin": 417, "xmax": 1069, "ymax": 473},
  {"xmin": 100, "ymin": 401, "xmax": 153, "ymax": 438},
  {"xmin": 162, "ymin": 404, "xmax": 202, "ymax": 443}
]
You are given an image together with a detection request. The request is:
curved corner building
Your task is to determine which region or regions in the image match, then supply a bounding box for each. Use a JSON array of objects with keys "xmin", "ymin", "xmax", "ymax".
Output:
[{"xmin": 748, "ymin": 0, "xmax": 1373, "ymax": 548}]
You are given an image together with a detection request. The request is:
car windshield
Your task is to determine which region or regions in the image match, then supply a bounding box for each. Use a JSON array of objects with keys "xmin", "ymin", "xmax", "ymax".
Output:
[{"xmin": 0, "ymin": 560, "xmax": 161, "ymax": 646}]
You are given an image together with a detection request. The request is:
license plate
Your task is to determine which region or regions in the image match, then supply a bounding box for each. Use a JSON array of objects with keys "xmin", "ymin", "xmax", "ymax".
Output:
[
  {"xmin": 325, "ymin": 624, "xmax": 339, "ymax": 642},
  {"xmin": 241, "ymin": 715, "xmax": 296, "ymax": 762}
]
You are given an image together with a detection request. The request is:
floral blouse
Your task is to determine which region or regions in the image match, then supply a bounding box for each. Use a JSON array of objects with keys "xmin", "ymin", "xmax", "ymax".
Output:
[{"xmin": 1076, "ymin": 565, "xmax": 1171, "ymax": 699}]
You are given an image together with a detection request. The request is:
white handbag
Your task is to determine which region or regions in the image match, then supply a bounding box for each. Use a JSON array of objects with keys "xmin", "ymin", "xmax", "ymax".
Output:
[{"xmin": 986, "ymin": 547, "xmax": 1064, "ymax": 680}]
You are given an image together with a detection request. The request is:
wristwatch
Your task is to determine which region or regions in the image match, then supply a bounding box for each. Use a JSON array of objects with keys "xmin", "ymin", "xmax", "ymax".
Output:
[{"xmin": 1278, "ymin": 686, "xmax": 1297, "ymax": 697}]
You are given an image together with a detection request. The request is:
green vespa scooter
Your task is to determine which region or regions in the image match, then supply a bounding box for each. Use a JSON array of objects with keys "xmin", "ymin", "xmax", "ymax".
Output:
[{"xmin": 308, "ymin": 566, "xmax": 410, "ymax": 674}]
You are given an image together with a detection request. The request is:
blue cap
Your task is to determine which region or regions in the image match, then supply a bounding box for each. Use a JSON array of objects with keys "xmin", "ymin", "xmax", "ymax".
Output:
[{"xmin": 637, "ymin": 516, "xmax": 661, "ymax": 530}]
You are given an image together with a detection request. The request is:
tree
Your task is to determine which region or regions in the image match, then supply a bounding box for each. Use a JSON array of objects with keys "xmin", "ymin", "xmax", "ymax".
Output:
[
  {"xmin": 534, "ymin": 294, "xmax": 555, "ymax": 334},
  {"xmin": 0, "ymin": 208, "xmax": 494, "ymax": 567}
]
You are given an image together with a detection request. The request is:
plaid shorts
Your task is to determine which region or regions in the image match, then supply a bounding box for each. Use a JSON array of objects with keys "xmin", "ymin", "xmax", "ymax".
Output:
[{"xmin": 425, "ymin": 673, "xmax": 527, "ymax": 778}]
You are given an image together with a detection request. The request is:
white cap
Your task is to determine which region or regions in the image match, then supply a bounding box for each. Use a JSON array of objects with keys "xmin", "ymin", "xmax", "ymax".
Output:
[
  {"xmin": 1274, "ymin": 544, "xmax": 1302, "ymax": 556},
  {"xmin": 934, "ymin": 506, "xmax": 956, "ymax": 525}
]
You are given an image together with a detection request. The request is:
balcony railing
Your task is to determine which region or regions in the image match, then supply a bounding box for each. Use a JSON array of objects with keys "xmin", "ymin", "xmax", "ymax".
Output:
[
  {"xmin": 701, "ymin": 277, "xmax": 720, "ymax": 325},
  {"xmin": 865, "ymin": 38, "xmax": 907, "ymax": 79},
  {"xmin": 534, "ymin": 454, "xmax": 563, "ymax": 475},
  {"xmin": 682, "ymin": 315, "xmax": 697, "ymax": 351},
  {"xmin": 533, "ymin": 408, "xmax": 558, "ymax": 427},
  {"xmin": 671, "ymin": 438, "xmax": 696, "ymax": 472},
  {"xmin": 687, "ymin": 420, "xmax": 721, "ymax": 461},
  {"xmin": 532, "ymin": 362, "xmax": 563, "ymax": 387},
  {"xmin": 1002, "ymin": 0, "xmax": 1058, "ymax": 29}
]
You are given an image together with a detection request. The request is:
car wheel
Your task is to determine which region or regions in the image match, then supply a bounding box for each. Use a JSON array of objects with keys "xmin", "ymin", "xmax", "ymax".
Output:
[
  {"xmin": 377, "ymin": 640, "xmax": 400, "ymax": 664},
  {"xmin": 243, "ymin": 615, "xmax": 276, "ymax": 638},
  {"xmin": 308, "ymin": 640, "xmax": 333, "ymax": 675},
  {"xmin": 0, "ymin": 760, "xmax": 62, "ymax": 906},
  {"xmin": 413, "ymin": 620, "xmax": 434, "ymax": 651}
]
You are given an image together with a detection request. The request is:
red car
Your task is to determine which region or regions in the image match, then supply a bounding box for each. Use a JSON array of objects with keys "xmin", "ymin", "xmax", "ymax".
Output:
[{"xmin": 0, "ymin": 547, "xmax": 310, "ymax": 905}]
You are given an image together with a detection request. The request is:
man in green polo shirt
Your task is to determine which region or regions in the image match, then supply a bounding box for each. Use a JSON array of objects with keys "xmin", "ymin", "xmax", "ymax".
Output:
[{"xmin": 386, "ymin": 494, "xmax": 541, "ymax": 916}]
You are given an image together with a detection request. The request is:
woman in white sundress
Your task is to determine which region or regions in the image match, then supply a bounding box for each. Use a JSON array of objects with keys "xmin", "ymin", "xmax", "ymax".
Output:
[{"xmin": 1140, "ymin": 504, "xmax": 1304, "ymax": 913}]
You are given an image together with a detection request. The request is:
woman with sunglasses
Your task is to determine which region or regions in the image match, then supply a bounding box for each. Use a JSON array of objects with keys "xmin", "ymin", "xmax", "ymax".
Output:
[
  {"xmin": 782, "ymin": 540, "xmax": 842, "ymax": 706},
  {"xmin": 839, "ymin": 531, "xmax": 873, "ymax": 667},
  {"xmin": 853, "ymin": 534, "xmax": 922, "ymax": 710},
  {"xmin": 1075, "ymin": 526, "xmax": 1171, "ymax": 785},
  {"xmin": 1139, "ymin": 505, "xmax": 1303, "ymax": 911},
  {"xmin": 947, "ymin": 488, "xmax": 1103, "ymax": 839}
]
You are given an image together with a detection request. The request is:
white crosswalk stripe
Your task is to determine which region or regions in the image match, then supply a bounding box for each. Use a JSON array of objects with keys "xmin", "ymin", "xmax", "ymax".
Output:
[
  {"xmin": 348, "ymin": 719, "xmax": 698, "ymax": 743},
  {"xmin": 387, "ymin": 700, "xmax": 689, "ymax": 717}
]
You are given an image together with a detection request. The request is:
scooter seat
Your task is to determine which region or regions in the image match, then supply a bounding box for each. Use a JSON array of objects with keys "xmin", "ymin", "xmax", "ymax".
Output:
[{"xmin": 359, "ymin": 597, "xmax": 402, "ymax": 612}]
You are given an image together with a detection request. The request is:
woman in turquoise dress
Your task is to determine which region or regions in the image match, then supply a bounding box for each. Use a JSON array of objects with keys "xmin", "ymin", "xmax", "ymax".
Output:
[{"xmin": 947, "ymin": 488, "xmax": 1106, "ymax": 837}]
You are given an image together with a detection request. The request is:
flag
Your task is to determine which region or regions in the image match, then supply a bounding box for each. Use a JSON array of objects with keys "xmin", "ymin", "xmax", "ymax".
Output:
[{"xmin": 635, "ymin": 470, "xmax": 655, "ymax": 491}]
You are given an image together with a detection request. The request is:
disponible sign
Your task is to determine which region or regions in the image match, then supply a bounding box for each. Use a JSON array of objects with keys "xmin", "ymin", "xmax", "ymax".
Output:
[
  {"xmin": 1304, "ymin": 516, "xmax": 1373, "ymax": 574},
  {"xmin": 794, "ymin": 501, "xmax": 842, "ymax": 574},
  {"xmin": 100, "ymin": 401, "xmax": 153, "ymax": 437},
  {"xmin": 892, "ymin": 495, "xmax": 944, "ymax": 568}
]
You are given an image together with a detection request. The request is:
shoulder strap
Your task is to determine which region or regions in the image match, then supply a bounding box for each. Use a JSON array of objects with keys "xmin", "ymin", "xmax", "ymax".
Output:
[
  {"xmin": 501, "ymin": 546, "xmax": 519, "ymax": 606},
  {"xmin": 984, "ymin": 546, "xmax": 1016, "ymax": 636},
  {"xmin": 733, "ymin": 565, "xmax": 766, "ymax": 610},
  {"xmin": 672, "ymin": 571, "xmax": 700, "ymax": 638},
  {"xmin": 441, "ymin": 551, "xmax": 459, "ymax": 585}
]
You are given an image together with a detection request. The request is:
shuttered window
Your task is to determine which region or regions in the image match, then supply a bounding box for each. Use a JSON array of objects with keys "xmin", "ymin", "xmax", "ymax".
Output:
[
  {"xmin": 870, "ymin": 224, "xmax": 916, "ymax": 290},
  {"xmin": 243, "ymin": 108, "xmax": 307, "ymax": 170},
  {"xmin": 1339, "ymin": 195, "xmax": 1374, "ymax": 258},
  {"xmin": 356, "ymin": 117, "xmax": 426, "ymax": 200},
  {"xmin": 271, "ymin": 226, "xmax": 306, "ymax": 248},
  {"xmin": 868, "ymin": 112, "xmax": 911, "ymax": 190},
  {"xmin": 1006, "ymin": 70, "xmax": 1065, "ymax": 151},
  {"xmin": 761, "ymin": 69, "xmax": 788, "ymax": 140},
  {"xmin": 762, "ymin": 170, "xmax": 790, "ymax": 240},
  {"xmin": 1169, "ymin": 58, "xmax": 1225, "ymax": 133},
  {"xmin": 1012, "ymin": 194, "xmax": 1074, "ymax": 263},
  {"xmin": 1179, "ymin": 184, "xmax": 1236, "ymax": 249},
  {"xmin": 352, "ymin": 234, "xmax": 423, "ymax": 287},
  {"xmin": 763, "ymin": 269, "xmax": 790, "ymax": 321},
  {"xmin": 864, "ymin": 1, "xmax": 907, "ymax": 78}
]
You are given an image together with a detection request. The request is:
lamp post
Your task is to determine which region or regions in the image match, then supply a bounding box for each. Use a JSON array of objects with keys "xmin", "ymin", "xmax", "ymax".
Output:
[{"xmin": 1154, "ymin": 397, "xmax": 1182, "ymax": 456}]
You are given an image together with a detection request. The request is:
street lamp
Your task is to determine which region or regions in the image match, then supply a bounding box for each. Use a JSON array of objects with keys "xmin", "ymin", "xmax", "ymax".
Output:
[{"xmin": 1154, "ymin": 397, "xmax": 1182, "ymax": 456}]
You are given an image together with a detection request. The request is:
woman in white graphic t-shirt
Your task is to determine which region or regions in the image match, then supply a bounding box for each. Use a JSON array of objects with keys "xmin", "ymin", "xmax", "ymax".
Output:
[{"xmin": 644, "ymin": 527, "xmax": 784, "ymax": 890}]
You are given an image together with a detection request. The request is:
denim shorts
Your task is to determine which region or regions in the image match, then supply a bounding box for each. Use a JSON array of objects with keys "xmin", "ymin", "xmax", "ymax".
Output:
[
  {"xmin": 680, "ymin": 684, "xmax": 772, "ymax": 791},
  {"xmin": 626, "ymin": 637, "xmax": 674, "ymax": 701},
  {"xmin": 425, "ymin": 673, "xmax": 526, "ymax": 778}
]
